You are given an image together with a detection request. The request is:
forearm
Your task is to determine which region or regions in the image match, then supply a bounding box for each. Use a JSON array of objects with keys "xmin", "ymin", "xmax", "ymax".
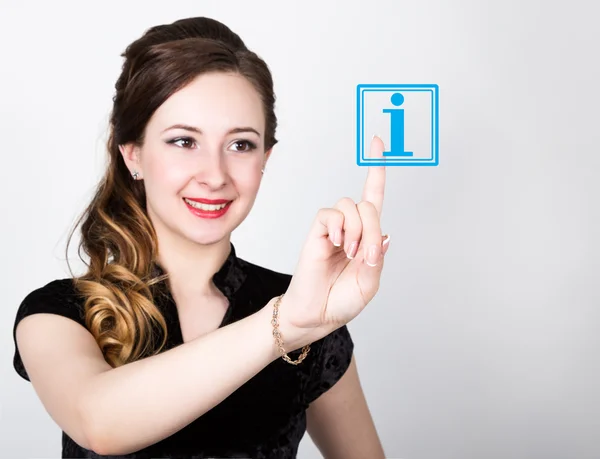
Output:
[{"xmin": 79, "ymin": 298, "xmax": 280, "ymax": 455}]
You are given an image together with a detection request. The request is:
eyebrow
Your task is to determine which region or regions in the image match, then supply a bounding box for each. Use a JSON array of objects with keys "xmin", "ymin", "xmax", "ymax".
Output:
[{"xmin": 161, "ymin": 124, "xmax": 261, "ymax": 137}]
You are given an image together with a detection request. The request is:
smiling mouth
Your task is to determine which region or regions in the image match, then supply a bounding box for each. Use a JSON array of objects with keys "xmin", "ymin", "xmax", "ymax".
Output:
[{"xmin": 183, "ymin": 197, "xmax": 232, "ymax": 211}]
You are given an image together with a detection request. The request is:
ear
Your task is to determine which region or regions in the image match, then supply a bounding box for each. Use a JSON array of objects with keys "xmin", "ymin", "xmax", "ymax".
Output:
[
  {"xmin": 263, "ymin": 147, "xmax": 273, "ymax": 168},
  {"xmin": 119, "ymin": 143, "xmax": 142, "ymax": 178}
]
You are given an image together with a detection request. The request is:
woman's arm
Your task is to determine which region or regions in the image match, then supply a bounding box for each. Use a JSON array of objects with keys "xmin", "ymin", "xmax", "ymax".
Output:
[
  {"xmin": 306, "ymin": 354, "xmax": 386, "ymax": 459},
  {"xmin": 16, "ymin": 298, "xmax": 282, "ymax": 456}
]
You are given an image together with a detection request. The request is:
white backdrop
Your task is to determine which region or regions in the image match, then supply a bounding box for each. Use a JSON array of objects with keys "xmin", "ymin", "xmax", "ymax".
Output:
[{"xmin": 1, "ymin": 1, "xmax": 599, "ymax": 458}]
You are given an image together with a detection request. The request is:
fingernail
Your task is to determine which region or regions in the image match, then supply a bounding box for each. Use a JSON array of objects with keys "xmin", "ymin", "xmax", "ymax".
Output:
[
  {"xmin": 372, "ymin": 134, "xmax": 378, "ymax": 140},
  {"xmin": 346, "ymin": 241, "xmax": 358, "ymax": 259},
  {"xmin": 365, "ymin": 244, "xmax": 379, "ymax": 266},
  {"xmin": 333, "ymin": 229, "xmax": 342, "ymax": 247},
  {"xmin": 382, "ymin": 234, "xmax": 391, "ymax": 255}
]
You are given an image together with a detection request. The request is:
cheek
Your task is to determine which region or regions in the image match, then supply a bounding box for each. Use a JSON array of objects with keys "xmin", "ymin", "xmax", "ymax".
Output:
[
  {"xmin": 230, "ymin": 168, "xmax": 262, "ymax": 196},
  {"xmin": 145, "ymin": 152, "xmax": 263, "ymax": 198},
  {"xmin": 146, "ymin": 155, "xmax": 190, "ymax": 188}
]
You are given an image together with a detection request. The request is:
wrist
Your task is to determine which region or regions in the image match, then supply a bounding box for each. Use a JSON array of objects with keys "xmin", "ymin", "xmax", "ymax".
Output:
[
  {"xmin": 257, "ymin": 298, "xmax": 283, "ymax": 363},
  {"xmin": 266, "ymin": 294, "xmax": 314, "ymax": 365}
]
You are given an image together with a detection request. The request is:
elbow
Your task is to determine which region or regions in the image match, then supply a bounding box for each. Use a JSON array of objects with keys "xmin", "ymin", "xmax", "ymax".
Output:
[
  {"xmin": 86, "ymin": 431, "xmax": 113, "ymax": 456},
  {"xmin": 76, "ymin": 394, "xmax": 112, "ymax": 455},
  {"xmin": 84, "ymin": 426, "xmax": 106, "ymax": 456},
  {"xmin": 77, "ymin": 398, "xmax": 134, "ymax": 456},
  {"xmin": 80, "ymin": 418, "xmax": 116, "ymax": 456},
  {"xmin": 76, "ymin": 397, "xmax": 100, "ymax": 453},
  {"xmin": 84, "ymin": 426, "xmax": 137, "ymax": 457}
]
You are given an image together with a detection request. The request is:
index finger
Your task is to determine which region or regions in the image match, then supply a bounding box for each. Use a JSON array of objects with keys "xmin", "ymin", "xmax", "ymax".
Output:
[{"xmin": 361, "ymin": 135, "xmax": 387, "ymax": 217}]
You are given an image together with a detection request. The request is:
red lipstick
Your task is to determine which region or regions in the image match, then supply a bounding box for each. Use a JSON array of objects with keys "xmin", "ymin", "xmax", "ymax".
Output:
[
  {"xmin": 183, "ymin": 197, "xmax": 232, "ymax": 219},
  {"xmin": 184, "ymin": 198, "xmax": 231, "ymax": 204}
]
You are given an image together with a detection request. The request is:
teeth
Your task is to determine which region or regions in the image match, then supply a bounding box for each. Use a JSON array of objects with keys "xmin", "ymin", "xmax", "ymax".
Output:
[{"xmin": 184, "ymin": 198, "xmax": 229, "ymax": 211}]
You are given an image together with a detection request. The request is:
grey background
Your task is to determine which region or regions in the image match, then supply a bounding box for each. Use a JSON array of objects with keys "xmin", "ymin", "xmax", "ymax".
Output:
[{"xmin": 1, "ymin": 1, "xmax": 598, "ymax": 458}]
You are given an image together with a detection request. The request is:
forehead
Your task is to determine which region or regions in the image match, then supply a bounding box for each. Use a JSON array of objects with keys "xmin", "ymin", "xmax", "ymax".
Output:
[{"xmin": 148, "ymin": 72, "xmax": 264, "ymax": 134}]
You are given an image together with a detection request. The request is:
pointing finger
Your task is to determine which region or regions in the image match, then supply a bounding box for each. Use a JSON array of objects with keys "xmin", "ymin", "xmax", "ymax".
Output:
[{"xmin": 361, "ymin": 135, "xmax": 386, "ymax": 217}]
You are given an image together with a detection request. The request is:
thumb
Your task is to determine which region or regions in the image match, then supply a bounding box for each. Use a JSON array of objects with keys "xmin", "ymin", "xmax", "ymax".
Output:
[{"xmin": 381, "ymin": 234, "xmax": 391, "ymax": 256}]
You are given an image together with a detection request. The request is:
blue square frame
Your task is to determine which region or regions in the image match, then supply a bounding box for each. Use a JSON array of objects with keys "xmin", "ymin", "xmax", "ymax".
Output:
[{"xmin": 356, "ymin": 84, "xmax": 439, "ymax": 166}]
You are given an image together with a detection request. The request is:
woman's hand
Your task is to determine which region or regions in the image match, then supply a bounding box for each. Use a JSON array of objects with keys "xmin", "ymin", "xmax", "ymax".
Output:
[{"xmin": 280, "ymin": 136, "xmax": 390, "ymax": 348}]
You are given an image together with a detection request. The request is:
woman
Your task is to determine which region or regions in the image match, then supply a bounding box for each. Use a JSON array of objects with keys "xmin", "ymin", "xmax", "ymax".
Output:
[{"xmin": 12, "ymin": 16, "xmax": 390, "ymax": 459}]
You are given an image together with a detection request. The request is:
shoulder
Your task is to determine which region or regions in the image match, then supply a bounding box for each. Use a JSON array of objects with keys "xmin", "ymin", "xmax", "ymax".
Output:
[
  {"xmin": 14, "ymin": 278, "xmax": 85, "ymax": 324},
  {"xmin": 12, "ymin": 278, "xmax": 87, "ymax": 381},
  {"xmin": 13, "ymin": 278, "xmax": 87, "ymax": 344},
  {"xmin": 303, "ymin": 324, "xmax": 355, "ymax": 405}
]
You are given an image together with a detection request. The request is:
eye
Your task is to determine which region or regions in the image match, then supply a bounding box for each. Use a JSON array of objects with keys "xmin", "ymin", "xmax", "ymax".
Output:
[
  {"xmin": 230, "ymin": 140, "xmax": 257, "ymax": 153},
  {"xmin": 166, "ymin": 137, "xmax": 197, "ymax": 149}
]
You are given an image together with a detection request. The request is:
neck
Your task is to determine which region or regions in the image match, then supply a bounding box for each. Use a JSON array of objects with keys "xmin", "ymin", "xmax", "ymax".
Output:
[{"xmin": 155, "ymin": 232, "xmax": 232, "ymax": 298}]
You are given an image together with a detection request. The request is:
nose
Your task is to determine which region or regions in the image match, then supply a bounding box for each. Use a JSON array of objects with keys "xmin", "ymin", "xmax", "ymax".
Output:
[{"xmin": 193, "ymin": 149, "xmax": 229, "ymax": 190}]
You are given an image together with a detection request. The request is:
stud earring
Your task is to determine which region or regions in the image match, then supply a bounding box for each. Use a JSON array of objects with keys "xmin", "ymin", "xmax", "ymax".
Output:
[
  {"xmin": 261, "ymin": 168, "xmax": 265, "ymax": 174},
  {"xmin": 132, "ymin": 170, "xmax": 140, "ymax": 180}
]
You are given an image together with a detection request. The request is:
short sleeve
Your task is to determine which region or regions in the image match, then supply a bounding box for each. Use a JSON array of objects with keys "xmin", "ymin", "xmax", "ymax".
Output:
[
  {"xmin": 12, "ymin": 279, "xmax": 86, "ymax": 382},
  {"xmin": 304, "ymin": 324, "xmax": 354, "ymax": 405}
]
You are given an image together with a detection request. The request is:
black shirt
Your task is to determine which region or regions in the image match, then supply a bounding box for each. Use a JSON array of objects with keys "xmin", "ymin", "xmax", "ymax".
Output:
[{"xmin": 12, "ymin": 242, "xmax": 354, "ymax": 458}]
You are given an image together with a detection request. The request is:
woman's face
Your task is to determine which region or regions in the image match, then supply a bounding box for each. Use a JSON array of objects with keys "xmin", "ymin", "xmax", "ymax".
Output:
[{"xmin": 121, "ymin": 71, "xmax": 271, "ymax": 246}]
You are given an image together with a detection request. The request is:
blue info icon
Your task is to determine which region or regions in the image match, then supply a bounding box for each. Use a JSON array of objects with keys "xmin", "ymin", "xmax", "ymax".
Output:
[{"xmin": 356, "ymin": 84, "xmax": 439, "ymax": 166}]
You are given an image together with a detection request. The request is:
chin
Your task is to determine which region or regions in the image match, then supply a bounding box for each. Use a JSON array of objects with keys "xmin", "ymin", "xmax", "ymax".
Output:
[
  {"xmin": 183, "ymin": 198, "xmax": 250, "ymax": 238},
  {"xmin": 179, "ymin": 226, "xmax": 227, "ymax": 245}
]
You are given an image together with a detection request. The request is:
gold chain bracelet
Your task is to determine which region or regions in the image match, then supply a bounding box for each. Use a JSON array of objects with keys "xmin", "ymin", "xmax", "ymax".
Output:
[{"xmin": 271, "ymin": 293, "xmax": 311, "ymax": 365}]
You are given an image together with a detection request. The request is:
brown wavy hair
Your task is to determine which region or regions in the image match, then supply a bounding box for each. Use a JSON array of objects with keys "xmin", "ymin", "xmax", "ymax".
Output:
[{"xmin": 65, "ymin": 17, "xmax": 278, "ymax": 368}]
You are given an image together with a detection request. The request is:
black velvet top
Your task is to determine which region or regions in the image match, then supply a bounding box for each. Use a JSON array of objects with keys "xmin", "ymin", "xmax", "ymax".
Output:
[{"xmin": 12, "ymin": 242, "xmax": 354, "ymax": 458}]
